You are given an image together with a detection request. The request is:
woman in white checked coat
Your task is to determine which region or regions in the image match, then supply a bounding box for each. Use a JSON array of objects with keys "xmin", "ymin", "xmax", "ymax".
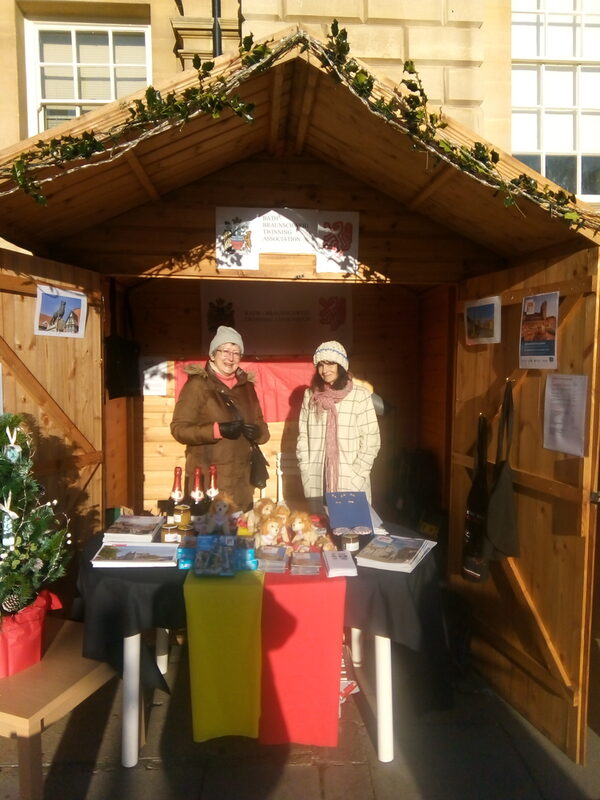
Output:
[{"xmin": 296, "ymin": 341, "xmax": 381, "ymax": 512}]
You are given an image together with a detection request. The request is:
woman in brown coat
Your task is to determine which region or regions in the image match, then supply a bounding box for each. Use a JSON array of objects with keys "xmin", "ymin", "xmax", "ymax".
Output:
[{"xmin": 170, "ymin": 326, "xmax": 269, "ymax": 510}]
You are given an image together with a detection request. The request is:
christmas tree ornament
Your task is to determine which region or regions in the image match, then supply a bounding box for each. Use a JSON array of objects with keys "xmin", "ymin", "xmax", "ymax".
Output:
[{"xmin": 3, "ymin": 426, "xmax": 22, "ymax": 463}]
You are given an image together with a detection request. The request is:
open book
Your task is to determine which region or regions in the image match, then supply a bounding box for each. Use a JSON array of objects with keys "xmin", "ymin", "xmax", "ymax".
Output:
[{"xmin": 355, "ymin": 534, "xmax": 436, "ymax": 573}]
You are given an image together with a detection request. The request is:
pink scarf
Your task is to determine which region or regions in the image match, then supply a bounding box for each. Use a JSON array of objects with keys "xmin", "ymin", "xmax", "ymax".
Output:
[{"xmin": 311, "ymin": 380, "xmax": 353, "ymax": 492}]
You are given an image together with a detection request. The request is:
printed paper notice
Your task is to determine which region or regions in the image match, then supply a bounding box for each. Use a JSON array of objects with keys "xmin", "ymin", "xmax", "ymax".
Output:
[
  {"xmin": 519, "ymin": 291, "xmax": 558, "ymax": 370},
  {"xmin": 543, "ymin": 374, "xmax": 588, "ymax": 456}
]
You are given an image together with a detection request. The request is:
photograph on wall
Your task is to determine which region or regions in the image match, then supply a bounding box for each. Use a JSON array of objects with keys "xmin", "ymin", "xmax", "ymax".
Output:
[
  {"xmin": 543, "ymin": 374, "xmax": 588, "ymax": 457},
  {"xmin": 215, "ymin": 207, "xmax": 360, "ymax": 273},
  {"xmin": 464, "ymin": 296, "xmax": 501, "ymax": 345},
  {"xmin": 519, "ymin": 291, "xmax": 559, "ymax": 370},
  {"xmin": 34, "ymin": 284, "xmax": 88, "ymax": 339}
]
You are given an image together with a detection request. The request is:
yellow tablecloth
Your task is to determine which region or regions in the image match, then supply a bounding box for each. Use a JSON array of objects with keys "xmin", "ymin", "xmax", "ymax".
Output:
[{"xmin": 183, "ymin": 570, "xmax": 265, "ymax": 742}]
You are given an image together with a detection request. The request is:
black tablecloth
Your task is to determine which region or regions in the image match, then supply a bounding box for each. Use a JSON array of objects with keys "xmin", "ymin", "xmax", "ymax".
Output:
[{"xmin": 74, "ymin": 535, "xmax": 187, "ymax": 690}]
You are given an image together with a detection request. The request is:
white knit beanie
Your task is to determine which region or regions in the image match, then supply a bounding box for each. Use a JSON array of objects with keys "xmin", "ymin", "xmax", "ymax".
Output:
[
  {"xmin": 313, "ymin": 341, "xmax": 349, "ymax": 370},
  {"xmin": 209, "ymin": 326, "xmax": 244, "ymax": 356}
]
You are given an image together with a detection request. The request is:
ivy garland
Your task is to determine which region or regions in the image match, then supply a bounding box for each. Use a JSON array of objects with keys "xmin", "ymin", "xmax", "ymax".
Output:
[{"xmin": 0, "ymin": 21, "xmax": 596, "ymax": 233}]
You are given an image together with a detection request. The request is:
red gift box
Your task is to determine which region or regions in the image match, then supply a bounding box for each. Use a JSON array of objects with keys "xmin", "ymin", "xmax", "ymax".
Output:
[{"xmin": 0, "ymin": 590, "xmax": 62, "ymax": 678}]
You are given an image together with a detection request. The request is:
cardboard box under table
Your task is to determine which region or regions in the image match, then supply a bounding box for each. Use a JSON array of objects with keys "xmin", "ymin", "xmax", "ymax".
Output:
[{"xmin": 184, "ymin": 570, "xmax": 346, "ymax": 746}]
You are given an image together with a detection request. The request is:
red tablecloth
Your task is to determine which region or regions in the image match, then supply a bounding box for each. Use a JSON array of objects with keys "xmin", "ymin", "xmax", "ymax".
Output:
[{"xmin": 259, "ymin": 572, "xmax": 346, "ymax": 747}]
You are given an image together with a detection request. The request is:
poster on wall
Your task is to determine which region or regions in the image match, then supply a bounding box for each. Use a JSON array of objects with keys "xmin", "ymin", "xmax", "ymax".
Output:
[
  {"xmin": 201, "ymin": 282, "xmax": 352, "ymax": 356},
  {"xmin": 215, "ymin": 207, "xmax": 360, "ymax": 273},
  {"xmin": 140, "ymin": 357, "xmax": 169, "ymax": 396},
  {"xmin": 543, "ymin": 374, "xmax": 588, "ymax": 456},
  {"xmin": 464, "ymin": 296, "xmax": 501, "ymax": 345},
  {"xmin": 34, "ymin": 285, "xmax": 88, "ymax": 339},
  {"xmin": 519, "ymin": 291, "xmax": 559, "ymax": 370}
]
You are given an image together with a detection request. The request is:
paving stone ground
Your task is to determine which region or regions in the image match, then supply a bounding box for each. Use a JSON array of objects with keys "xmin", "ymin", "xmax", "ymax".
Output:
[{"xmin": 1, "ymin": 638, "xmax": 600, "ymax": 800}]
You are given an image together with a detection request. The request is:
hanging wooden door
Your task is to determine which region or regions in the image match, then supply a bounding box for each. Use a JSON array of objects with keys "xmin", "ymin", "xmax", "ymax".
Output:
[
  {"xmin": 449, "ymin": 243, "xmax": 600, "ymax": 763},
  {"xmin": 0, "ymin": 249, "xmax": 103, "ymax": 554}
]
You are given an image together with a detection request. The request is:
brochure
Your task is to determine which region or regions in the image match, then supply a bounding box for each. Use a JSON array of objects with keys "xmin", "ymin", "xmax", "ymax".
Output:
[
  {"xmin": 91, "ymin": 541, "xmax": 178, "ymax": 567},
  {"xmin": 355, "ymin": 534, "xmax": 436, "ymax": 573},
  {"xmin": 102, "ymin": 515, "xmax": 164, "ymax": 543},
  {"xmin": 323, "ymin": 549, "xmax": 357, "ymax": 577}
]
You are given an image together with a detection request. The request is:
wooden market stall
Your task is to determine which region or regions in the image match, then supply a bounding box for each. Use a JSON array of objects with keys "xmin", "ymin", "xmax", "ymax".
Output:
[{"xmin": 0, "ymin": 26, "xmax": 600, "ymax": 764}]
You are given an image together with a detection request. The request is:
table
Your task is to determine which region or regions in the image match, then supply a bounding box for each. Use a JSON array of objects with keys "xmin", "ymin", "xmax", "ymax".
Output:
[
  {"xmin": 344, "ymin": 552, "xmax": 450, "ymax": 762},
  {"xmin": 76, "ymin": 536, "xmax": 187, "ymax": 766},
  {"xmin": 184, "ymin": 570, "xmax": 346, "ymax": 747},
  {"xmin": 77, "ymin": 538, "xmax": 446, "ymax": 766}
]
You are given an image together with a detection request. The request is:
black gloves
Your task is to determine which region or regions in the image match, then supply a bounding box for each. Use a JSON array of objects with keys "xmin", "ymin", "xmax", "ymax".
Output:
[
  {"xmin": 242, "ymin": 423, "xmax": 261, "ymax": 441},
  {"xmin": 219, "ymin": 420, "xmax": 243, "ymax": 439}
]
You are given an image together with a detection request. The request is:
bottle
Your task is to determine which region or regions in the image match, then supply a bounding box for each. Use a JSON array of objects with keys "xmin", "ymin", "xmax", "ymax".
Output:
[
  {"xmin": 170, "ymin": 466, "xmax": 184, "ymax": 503},
  {"xmin": 206, "ymin": 464, "xmax": 219, "ymax": 500}
]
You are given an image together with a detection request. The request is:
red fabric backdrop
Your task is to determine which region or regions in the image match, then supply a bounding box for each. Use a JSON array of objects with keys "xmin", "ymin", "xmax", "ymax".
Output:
[{"xmin": 175, "ymin": 360, "xmax": 315, "ymax": 423}]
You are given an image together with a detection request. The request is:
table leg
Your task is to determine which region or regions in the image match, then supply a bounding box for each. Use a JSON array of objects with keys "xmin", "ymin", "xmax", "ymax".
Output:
[
  {"xmin": 374, "ymin": 634, "xmax": 394, "ymax": 763},
  {"xmin": 155, "ymin": 628, "xmax": 170, "ymax": 675},
  {"xmin": 350, "ymin": 627, "xmax": 363, "ymax": 667},
  {"xmin": 122, "ymin": 632, "xmax": 141, "ymax": 768},
  {"xmin": 17, "ymin": 733, "xmax": 43, "ymax": 800}
]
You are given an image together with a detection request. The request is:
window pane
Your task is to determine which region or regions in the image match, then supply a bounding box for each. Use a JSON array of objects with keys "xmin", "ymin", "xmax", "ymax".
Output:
[
  {"xmin": 513, "ymin": 154, "xmax": 542, "ymax": 172},
  {"xmin": 582, "ymin": 21, "xmax": 600, "ymax": 58},
  {"xmin": 581, "ymin": 68, "xmax": 600, "ymax": 108},
  {"xmin": 43, "ymin": 106, "xmax": 77, "ymax": 129},
  {"xmin": 513, "ymin": 66, "xmax": 539, "ymax": 106},
  {"xmin": 512, "ymin": 111, "xmax": 540, "ymax": 150},
  {"xmin": 76, "ymin": 32, "xmax": 109, "ymax": 64},
  {"xmin": 546, "ymin": 155, "xmax": 576, "ymax": 192},
  {"xmin": 543, "ymin": 111, "xmax": 574, "ymax": 149},
  {"xmin": 543, "ymin": 67, "xmax": 574, "ymax": 107},
  {"xmin": 513, "ymin": 1, "xmax": 539, "ymax": 10},
  {"xmin": 39, "ymin": 31, "xmax": 71, "ymax": 63},
  {"xmin": 41, "ymin": 66, "xmax": 74, "ymax": 99},
  {"xmin": 580, "ymin": 112, "xmax": 600, "ymax": 150},
  {"xmin": 546, "ymin": 0, "xmax": 575, "ymax": 10},
  {"xmin": 582, "ymin": 155, "xmax": 600, "ymax": 194},
  {"xmin": 512, "ymin": 16, "xmax": 541, "ymax": 57},
  {"xmin": 78, "ymin": 66, "xmax": 111, "ymax": 100},
  {"xmin": 114, "ymin": 33, "xmax": 146, "ymax": 65},
  {"xmin": 115, "ymin": 66, "xmax": 146, "ymax": 97},
  {"xmin": 546, "ymin": 16, "xmax": 576, "ymax": 58}
]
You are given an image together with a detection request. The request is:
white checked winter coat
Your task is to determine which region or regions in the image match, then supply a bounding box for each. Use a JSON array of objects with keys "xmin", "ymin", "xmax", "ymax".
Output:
[{"xmin": 296, "ymin": 382, "xmax": 381, "ymax": 503}]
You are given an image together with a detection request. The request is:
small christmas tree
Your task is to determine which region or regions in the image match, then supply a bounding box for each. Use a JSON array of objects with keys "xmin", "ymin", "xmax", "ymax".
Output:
[{"xmin": 0, "ymin": 413, "xmax": 71, "ymax": 614}]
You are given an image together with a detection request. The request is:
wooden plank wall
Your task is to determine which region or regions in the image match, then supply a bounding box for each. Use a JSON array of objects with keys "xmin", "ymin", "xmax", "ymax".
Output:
[
  {"xmin": 0, "ymin": 248, "xmax": 103, "ymax": 602},
  {"xmin": 448, "ymin": 244, "xmax": 600, "ymax": 761},
  {"xmin": 124, "ymin": 279, "xmax": 424, "ymax": 518}
]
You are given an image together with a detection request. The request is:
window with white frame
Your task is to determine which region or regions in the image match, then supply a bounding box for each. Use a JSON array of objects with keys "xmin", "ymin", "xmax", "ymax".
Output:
[
  {"xmin": 512, "ymin": 0, "xmax": 600, "ymax": 201},
  {"xmin": 24, "ymin": 20, "xmax": 151, "ymax": 136}
]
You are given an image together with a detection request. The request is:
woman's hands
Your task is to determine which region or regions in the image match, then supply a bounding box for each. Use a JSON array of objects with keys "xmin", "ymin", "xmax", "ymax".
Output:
[
  {"xmin": 218, "ymin": 420, "xmax": 244, "ymax": 439},
  {"xmin": 242, "ymin": 423, "xmax": 261, "ymax": 441}
]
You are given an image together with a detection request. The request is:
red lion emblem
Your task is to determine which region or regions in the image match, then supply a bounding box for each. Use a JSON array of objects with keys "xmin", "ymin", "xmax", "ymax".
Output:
[{"xmin": 320, "ymin": 221, "xmax": 353, "ymax": 253}]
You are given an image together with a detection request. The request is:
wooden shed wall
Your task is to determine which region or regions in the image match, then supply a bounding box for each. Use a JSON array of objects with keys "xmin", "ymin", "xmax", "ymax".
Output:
[
  {"xmin": 57, "ymin": 156, "xmax": 504, "ymax": 283},
  {"xmin": 448, "ymin": 243, "xmax": 600, "ymax": 759},
  {"xmin": 0, "ymin": 249, "xmax": 103, "ymax": 599}
]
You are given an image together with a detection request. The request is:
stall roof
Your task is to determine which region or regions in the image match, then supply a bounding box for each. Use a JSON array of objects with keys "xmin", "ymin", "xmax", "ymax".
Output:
[{"xmin": 0, "ymin": 25, "xmax": 597, "ymax": 270}]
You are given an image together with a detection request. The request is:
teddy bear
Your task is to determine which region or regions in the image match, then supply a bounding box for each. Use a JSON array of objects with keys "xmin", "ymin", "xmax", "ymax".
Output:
[
  {"xmin": 288, "ymin": 511, "xmax": 319, "ymax": 552},
  {"xmin": 245, "ymin": 496, "xmax": 276, "ymax": 534},
  {"xmin": 205, "ymin": 491, "xmax": 236, "ymax": 535}
]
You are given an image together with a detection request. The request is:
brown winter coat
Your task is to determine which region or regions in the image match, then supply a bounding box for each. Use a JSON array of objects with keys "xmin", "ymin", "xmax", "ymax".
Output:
[{"xmin": 170, "ymin": 363, "xmax": 270, "ymax": 510}]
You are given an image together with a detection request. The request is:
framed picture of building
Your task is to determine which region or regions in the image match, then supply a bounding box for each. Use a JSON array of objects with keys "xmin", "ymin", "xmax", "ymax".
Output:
[
  {"xmin": 34, "ymin": 284, "xmax": 87, "ymax": 339},
  {"xmin": 464, "ymin": 296, "xmax": 501, "ymax": 345}
]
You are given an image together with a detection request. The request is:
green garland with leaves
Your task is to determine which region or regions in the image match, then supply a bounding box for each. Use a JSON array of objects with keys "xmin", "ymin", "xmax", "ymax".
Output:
[
  {"xmin": 0, "ymin": 414, "xmax": 71, "ymax": 614},
  {"xmin": 0, "ymin": 21, "xmax": 594, "ymax": 232}
]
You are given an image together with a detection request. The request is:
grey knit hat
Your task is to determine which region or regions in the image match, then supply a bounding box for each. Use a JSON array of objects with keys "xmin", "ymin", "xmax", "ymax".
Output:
[
  {"xmin": 313, "ymin": 341, "xmax": 349, "ymax": 370},
  {"xmin": 209, "ymin": 325, "xmax": 244, "ymax": 356}
]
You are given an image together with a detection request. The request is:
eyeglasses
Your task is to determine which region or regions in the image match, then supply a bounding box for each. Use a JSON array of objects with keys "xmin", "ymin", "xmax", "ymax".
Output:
[{"xmin": 216, "ymin": 349, "xmax": 242, "ymax": 360}]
